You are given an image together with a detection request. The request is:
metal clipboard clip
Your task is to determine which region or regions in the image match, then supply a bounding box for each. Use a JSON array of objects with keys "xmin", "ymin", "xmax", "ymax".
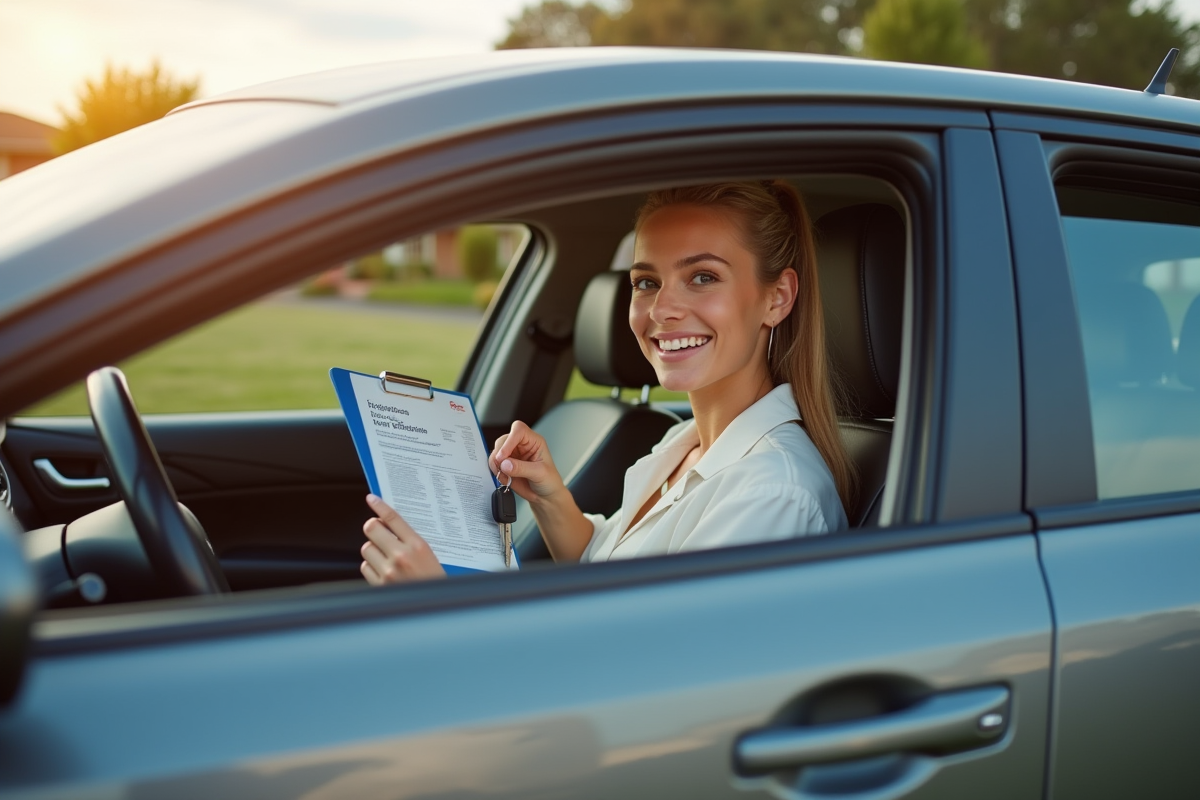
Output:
[{"xmin": 379, "ymin": 371, "xmax": 434, "ymax": 401}]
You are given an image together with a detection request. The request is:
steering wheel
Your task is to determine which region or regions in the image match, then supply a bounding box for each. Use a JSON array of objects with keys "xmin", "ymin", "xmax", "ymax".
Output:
[{"xmin": 86, "ymin": 367, "xmax": 228, "ymax": 596}]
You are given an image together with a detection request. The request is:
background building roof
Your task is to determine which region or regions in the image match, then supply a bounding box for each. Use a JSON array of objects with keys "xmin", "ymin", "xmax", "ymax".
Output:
[{"xmin": 0, "ymin": 111, "xmax": 57, "ymax": 155}]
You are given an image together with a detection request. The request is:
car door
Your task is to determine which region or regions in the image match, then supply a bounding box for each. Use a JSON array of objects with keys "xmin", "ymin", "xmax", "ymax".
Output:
[
  {"xmin": 2, "ymin": 411, "xmax": 370, "ymax": 590},
  {"xmin": 0, "ymin": 114, "xmax": 1053, "ymax": 799},
  {"xmin": 996, "ymin": 119, "xmax": 1200, "ymax": 799}
]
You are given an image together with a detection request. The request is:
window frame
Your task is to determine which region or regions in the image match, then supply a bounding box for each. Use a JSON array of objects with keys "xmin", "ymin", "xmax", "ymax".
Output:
[
  {"xmin": 25, "ymin": 104, "xmax": 1035, "ymax": 652},
  {"xmin": 995, "ymin": 116, "xmax": 1200, "ymax": 527}
]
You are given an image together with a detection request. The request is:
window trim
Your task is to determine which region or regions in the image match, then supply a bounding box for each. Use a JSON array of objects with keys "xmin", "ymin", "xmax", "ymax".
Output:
[
  {"xmin": 33, "ymin": 512, "xmax": 1032, "ymax": 658},
  {"xmin": 16, "ymin": 105, "xmax": 1035, "ymax": 654},
  {"xmin": 999, "ymin": 128, "xmax": 1200, "ymax": 519}
]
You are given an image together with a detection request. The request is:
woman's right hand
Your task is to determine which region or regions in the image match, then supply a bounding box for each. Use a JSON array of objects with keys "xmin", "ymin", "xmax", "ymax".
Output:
[{"xmin": 488, "ymin": 420, "xmax": 565, "ymax": 505}]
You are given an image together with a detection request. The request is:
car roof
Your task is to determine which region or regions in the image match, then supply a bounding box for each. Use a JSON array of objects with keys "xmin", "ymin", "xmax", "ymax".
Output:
[
  {"xmin": 2, "ymin": 47, "xmax": 1198, "ymax": 318},
  {"xmin": 182, "ymin": 46, "xmax": 1199, "ymax": 124}
]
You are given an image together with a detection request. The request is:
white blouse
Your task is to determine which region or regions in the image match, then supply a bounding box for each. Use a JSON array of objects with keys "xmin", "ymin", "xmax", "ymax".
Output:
[{"xmin": 580, "ymin": 383, "xmax": 848, "ymax": 562}]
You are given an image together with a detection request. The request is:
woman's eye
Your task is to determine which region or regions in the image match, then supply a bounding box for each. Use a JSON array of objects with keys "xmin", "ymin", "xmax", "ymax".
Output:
[
  {"xmin": 691, "ymin": 273, "xmax": 716, "ymax": 285},
  {"xmin": 633, "ymin": 277, "xmax": 657, "ymax": 290}
]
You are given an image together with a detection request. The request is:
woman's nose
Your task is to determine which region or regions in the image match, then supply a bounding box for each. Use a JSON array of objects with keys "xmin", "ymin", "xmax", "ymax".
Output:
[{"xmin": 649, "ymin": 282, "xmax": 685, "ymax": 323}]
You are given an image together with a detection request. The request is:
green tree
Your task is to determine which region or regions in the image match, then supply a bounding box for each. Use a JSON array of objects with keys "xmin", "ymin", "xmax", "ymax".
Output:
[
  {"xmin": 593, "ymin": 0, "xmax": 852, "ymax": 53},
  {"xmin": 970, "ymin": 0, "xmax": 1200, "ymax": 96},
  {"xmin": 499, "ymin": 0, "xmax": 863, "ymax": 55},
  {"xmin": 497, "ymin": 0, "xmax": 609, "ymax": 47},
  {"xmin": 55, "ymin": 61, "xmax": 200, "ymax": 154},
  {"xmin": 498, "ymin": 0, "xmax": 1200, "ymax": 96},
  {"xmin": 458, "ymin": 226, "xmax": 500, "ymax": 284},
  {"xmin": 863, "ymin": 0, "xmax": 987, "ymax": 67}
]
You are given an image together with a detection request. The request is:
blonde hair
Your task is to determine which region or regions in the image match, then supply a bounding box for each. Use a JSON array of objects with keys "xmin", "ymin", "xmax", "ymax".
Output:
[{"xmin": 635, "ymin": 180, "xmax": 856, "ymax": 512}]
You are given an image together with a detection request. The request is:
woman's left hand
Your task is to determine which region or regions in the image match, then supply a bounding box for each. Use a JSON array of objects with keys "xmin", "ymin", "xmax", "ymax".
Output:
[{"xmin": 360, "ymin": 494, "xmax": 446, "ymax": 583}]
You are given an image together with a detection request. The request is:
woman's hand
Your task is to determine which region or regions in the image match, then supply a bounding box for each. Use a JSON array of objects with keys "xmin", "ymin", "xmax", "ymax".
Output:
[
  {"xmin": 488, "ymin": 420, "xmax": 567, "ymax": 505},
  {"xmin": 360, "ymin": 494, "xmax": 446, "ymax": 584}
]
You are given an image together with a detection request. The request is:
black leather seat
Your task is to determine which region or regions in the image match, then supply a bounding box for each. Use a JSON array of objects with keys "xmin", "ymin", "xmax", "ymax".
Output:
[
  {"xmin": 513, "ymin": 272, "xmax": 680, "ymax": 562},
  {"xmin": 815, "ymin": 203, "xmax": 906, "ymax": 527}
]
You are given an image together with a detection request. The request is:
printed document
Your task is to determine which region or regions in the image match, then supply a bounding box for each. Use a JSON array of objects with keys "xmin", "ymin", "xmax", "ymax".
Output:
[{"xmin": 330, "ymin": 368, "xmax": 517, "ymax": 573}]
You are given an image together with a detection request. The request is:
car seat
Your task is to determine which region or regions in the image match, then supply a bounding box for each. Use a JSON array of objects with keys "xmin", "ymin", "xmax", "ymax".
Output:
[
  {"xmin": 815, "ymin": 203, "xmax": 906, "ymax": 528},
  {"xmin": 1083, "ymin": 283, "xmax": 1198, "ymax": 497},
  {"xmin": 512, "ymin": 272, "xmax": 680, "ymax": 562},
  {"xmin": 1178, "ymin": 293, "xmax": 1200, "ymax": 388}
]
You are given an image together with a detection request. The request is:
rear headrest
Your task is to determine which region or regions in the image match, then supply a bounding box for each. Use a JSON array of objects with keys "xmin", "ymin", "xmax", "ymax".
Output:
[
  {"xmin": 1075, "ymin": 282, "xmax": 1173, "ymax": 386},
  {"xmin": 816, "ymin": 204, "xmax": 906, "ymax": 419},
  {"xmin": 575, "ymin": 271, "xmax": 659, "ymax": 388},
  {"xmin": 1174, "ymin": 294, "xmax": 1200, "ymax": 387}
]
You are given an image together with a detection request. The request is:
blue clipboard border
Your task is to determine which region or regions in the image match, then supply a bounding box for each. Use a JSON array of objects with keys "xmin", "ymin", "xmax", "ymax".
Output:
[{"xmin": 329, "ymin": 367, "xmax": 513, "ymax": 575}]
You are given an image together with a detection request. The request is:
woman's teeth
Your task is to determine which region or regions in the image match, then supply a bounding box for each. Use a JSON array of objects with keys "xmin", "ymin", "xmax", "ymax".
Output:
[{"xmin": 657, "ymin": 336, "xmax": 710, "ymax": 351}]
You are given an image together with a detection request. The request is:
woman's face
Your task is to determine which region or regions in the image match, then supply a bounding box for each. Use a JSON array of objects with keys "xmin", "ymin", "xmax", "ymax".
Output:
[{"xmin": 629, "ymin": 203, "xmax": 781, "ymax": 395}]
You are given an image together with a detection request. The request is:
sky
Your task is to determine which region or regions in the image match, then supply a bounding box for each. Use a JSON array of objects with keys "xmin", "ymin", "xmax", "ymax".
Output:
[
  {"xmin": 0, "ymin": 0, "xmax": 532, "ymax": 124},
  {"xmin": 4, "ymin": 0, "xmax": 1200, "ymax": 126}
]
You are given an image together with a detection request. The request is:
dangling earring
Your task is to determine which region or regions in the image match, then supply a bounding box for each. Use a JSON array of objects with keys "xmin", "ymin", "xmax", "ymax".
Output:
[{"xmin": 767, "ymin": 325, "xmax": 775, "ymax": 363}]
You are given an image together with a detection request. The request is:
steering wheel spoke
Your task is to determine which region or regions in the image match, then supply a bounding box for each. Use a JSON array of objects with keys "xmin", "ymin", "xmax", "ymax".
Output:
[{"xmin": 86, "ymin": 367, "xmax": 228, "ymax": 596}]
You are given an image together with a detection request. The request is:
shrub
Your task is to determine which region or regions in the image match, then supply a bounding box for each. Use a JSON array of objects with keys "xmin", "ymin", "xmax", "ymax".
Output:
[
  {"xmin": 394, "ymin": 261, "xmax": 434, "ymax": 282},
  {"xmin": 300, "ymin": 281, "xmax": 338, "ymax": 297},
  {"xmin": 368, "ymin": 280, "xmax": 476, "ymax": 307},
  {"xmin": 472, "ymin": 280, "xmax": 499, "ymax": 310},
  {"xmin": 300, "ymin": 270, "xmax": 341, "ymax": 296},
  {"xmin": 347, "ymin": 252, "xmax": 393, "ymax": 281},
  {"xmin": 458, "ymin": 226, "xmax": 499, "ymax": 284}
]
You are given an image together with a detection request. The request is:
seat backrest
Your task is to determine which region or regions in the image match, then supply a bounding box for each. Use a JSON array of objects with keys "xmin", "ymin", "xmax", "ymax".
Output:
[
  {"xmin": 815, "ymin": 203, "xmax": 906, "ymax": 527},
  {"xmin": 1075, "ymin": 281, "xmax": 1174, "ymax": 388},
  {"xmin": 513, "ymin": 272, "xmax": 679, "ymax": 561},
  {"xmin": 1178, "ymin": 294, "xmax": 1200, "ymax": 388}
]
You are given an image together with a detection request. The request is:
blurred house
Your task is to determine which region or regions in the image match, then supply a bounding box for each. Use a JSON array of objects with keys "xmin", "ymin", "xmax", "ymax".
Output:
[
  {"xmin": 0, "ymin": 111, "xmax": 57, "ymax": 179},
  {"xmin": 392, "ymin": 226, "xmax": 526, "ymax": 279}
]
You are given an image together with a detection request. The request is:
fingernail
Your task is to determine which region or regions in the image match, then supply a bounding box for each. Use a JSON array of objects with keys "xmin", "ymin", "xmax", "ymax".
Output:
[
  {"xmin": 367, "ymin": 494, "xmax": 380, "ymax": 504},
  {"xmin": 501, "ymin": 459, "xmax": 513, "ymax": 473}
]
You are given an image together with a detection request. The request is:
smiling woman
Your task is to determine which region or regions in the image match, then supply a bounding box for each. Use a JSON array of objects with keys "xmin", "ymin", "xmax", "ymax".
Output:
[{"xmin": 362, "ymin": 180, "xmax": 852, "ymax": 584}]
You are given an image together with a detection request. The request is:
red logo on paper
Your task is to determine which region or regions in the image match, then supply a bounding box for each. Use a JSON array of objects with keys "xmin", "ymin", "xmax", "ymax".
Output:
[{"xmin": 449, "ymin": 401, "xmax": 466, "ymax": 413}]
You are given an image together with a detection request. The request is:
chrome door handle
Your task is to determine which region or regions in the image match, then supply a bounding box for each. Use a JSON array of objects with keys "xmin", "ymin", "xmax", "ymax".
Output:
[
  {"xmin": 735, "ymin": 685, "xmax": 1010, "ymax": 775},
  {"xmin": 33, "ymin": 458, "xmax": 111, "ymax": 491}
]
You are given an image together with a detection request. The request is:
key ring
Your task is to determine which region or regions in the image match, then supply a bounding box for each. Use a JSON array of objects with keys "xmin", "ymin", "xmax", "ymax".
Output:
[{"xmin": 496, "ymin": 469, "xmax": 512, "ymax": 491}]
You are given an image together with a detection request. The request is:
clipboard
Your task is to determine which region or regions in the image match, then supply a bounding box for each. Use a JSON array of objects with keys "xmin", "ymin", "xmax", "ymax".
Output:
[{"xmin": 330, "ymin": 367, "xmax": 518, "ymax": 574}]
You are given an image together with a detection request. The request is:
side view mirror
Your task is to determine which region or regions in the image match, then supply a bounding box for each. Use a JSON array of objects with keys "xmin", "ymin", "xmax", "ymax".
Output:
[{"xmin": 0, "ymin": 506, "xmax": 36, "ymax": 709}]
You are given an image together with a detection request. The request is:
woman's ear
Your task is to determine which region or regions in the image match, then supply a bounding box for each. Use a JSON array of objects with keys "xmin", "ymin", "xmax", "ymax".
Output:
[{"xmin": 768, "ymin": 268, "xmax": 799, "ymax": 325}]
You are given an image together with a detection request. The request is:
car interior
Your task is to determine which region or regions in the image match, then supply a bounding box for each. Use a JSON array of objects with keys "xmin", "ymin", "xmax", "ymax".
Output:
[
  {"xmin": 1056, "ymin": 182, "xmax": 1200, "ymax": 499},
  {"xmin": 2, "ymin": 173, "xmax": 910, "ymax": 610}
]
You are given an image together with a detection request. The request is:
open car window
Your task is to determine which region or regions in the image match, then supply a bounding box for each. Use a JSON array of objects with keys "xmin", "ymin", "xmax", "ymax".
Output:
[{"xmin": 21, "ymin": 225, "xmax": 529, "ymax": 416}]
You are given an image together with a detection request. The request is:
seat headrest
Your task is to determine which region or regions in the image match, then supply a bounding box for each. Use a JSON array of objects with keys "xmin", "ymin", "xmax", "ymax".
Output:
[
  {"xmin": 1075, "ymin": 282, "xmax": 1173, "ymax": 386},
  {"xmin": 1174, "ymin": 294, "xmax": 1200, "ymax": 387},
  {"xmin": 575, "ymin": 271, "xmax": 659, "ymax": 388},
  {"xmin": 816, "ymin": 204, "xmax": 906, "ymax": 419}
]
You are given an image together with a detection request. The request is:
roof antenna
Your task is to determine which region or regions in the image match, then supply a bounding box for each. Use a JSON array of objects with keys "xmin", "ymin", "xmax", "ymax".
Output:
[{"xmin": 1145, "ymin": 48, "xmax": 1180, "ymax": 95}]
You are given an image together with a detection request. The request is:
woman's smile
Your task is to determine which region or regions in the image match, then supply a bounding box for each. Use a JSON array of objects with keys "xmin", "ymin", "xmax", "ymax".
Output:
[{"xmin": 652, "ymin": 333, "xmax": 712, "ymax": 357}]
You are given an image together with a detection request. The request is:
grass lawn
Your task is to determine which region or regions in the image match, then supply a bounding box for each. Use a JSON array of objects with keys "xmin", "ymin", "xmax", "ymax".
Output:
[
  {"xmin": 367, "ymin": 279, "xmax": 477, "ymax": 307},
  {"xmin": 22, "ymin": 303, "xmax": 481, "ymax": 416}
]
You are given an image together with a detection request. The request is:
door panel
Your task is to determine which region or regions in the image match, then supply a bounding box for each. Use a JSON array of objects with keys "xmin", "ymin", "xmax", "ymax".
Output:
[
  {"xmin": 3, "ymin": 411, "xmax": 369, "ymax": 589},
  {"xmin": 1, "ymin": 534, "xmax": 1051, "ymax": 799},
  {"xmin": 1040, "ymin": 515, "xmax": 1200, "ymax": 800}
]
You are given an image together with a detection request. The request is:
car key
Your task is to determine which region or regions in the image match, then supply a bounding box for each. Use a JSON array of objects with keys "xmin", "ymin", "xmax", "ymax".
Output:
[{"xmin": 491, "ymin": 475, "xmax": 516, "ymax": 567}]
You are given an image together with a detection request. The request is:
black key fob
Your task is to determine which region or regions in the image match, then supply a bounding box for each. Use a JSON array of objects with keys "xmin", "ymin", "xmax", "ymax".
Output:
[{"xmin": 491, "ymin": 487, "xmax": 517, "ymax": 524}]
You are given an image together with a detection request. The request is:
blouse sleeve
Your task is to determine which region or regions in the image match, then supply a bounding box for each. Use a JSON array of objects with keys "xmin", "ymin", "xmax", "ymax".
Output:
[
  {"xmin": 675, "ymin": 484, "xmax": 830, "ymax": 552},
  {"xmin": 579, "ymin": 510, "xmax": 619, "ymax": 562}
]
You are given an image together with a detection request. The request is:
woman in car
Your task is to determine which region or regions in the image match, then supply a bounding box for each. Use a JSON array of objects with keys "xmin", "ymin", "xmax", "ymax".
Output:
[{"xmin": 360, "ymin": 180, "xmax": 853, "ymax": 581}]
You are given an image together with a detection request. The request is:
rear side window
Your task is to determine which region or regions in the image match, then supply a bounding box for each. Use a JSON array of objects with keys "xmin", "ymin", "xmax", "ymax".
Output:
[{"xmin": 1058, "ymin": 185, "xmax": 1200, "ymax": 499}]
